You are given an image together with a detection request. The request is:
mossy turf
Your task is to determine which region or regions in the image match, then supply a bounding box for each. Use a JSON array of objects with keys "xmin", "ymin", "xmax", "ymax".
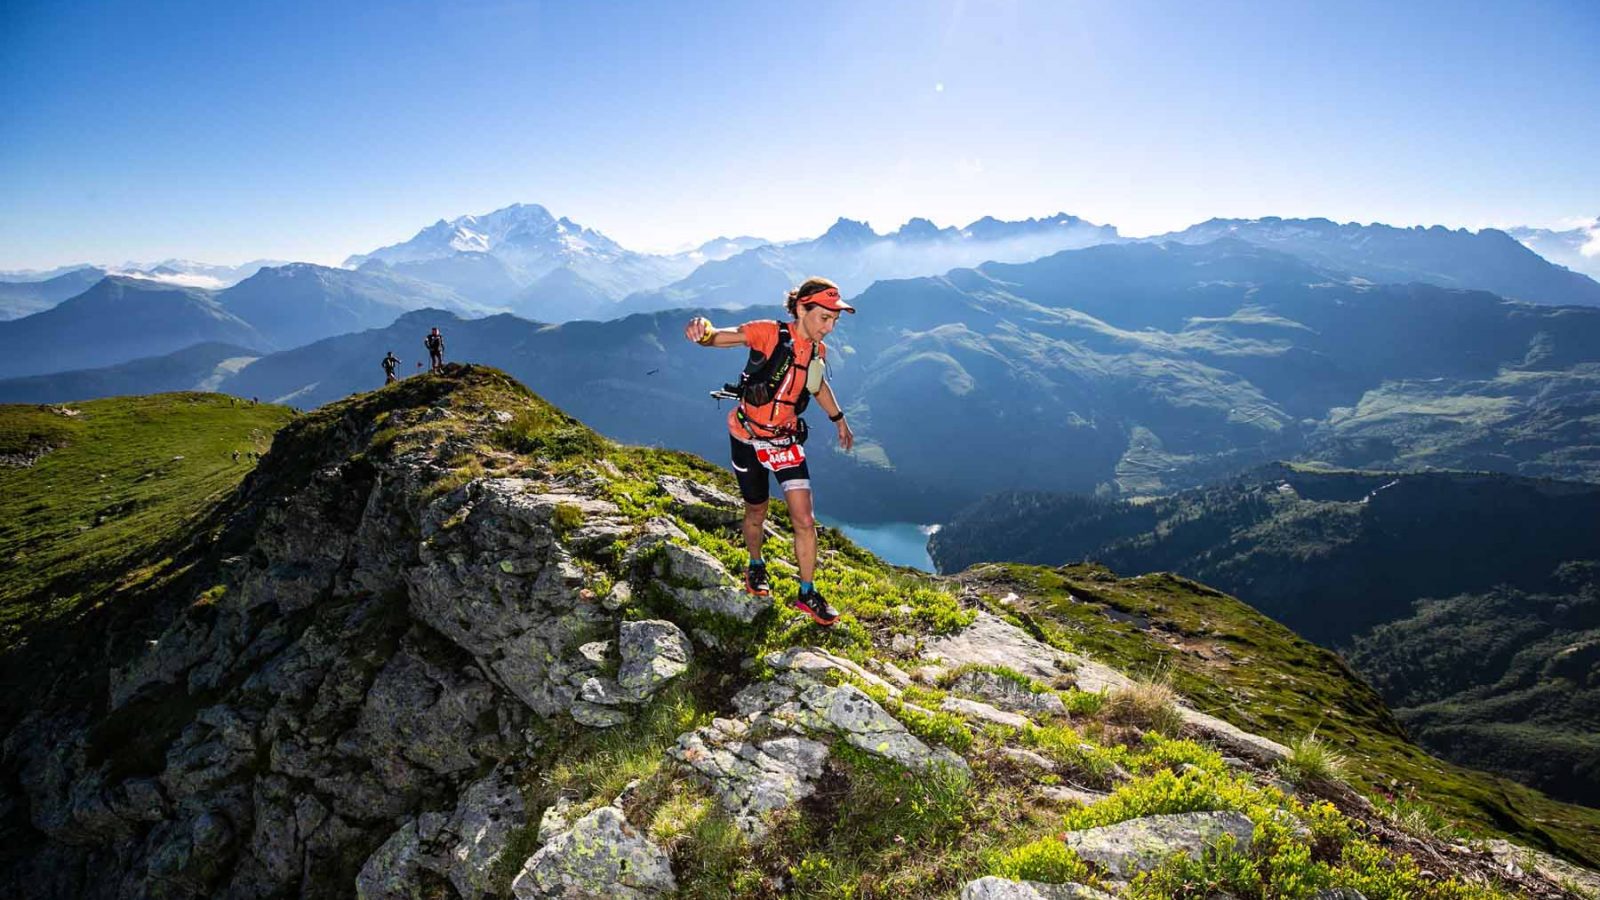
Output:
[
  {"xmin": 962, "ymin": 562, "xmax": 1600, "ymax": 869},
  {"xmin": 0, "ymin": 393, "xmax": 293, "ymax": 649}
]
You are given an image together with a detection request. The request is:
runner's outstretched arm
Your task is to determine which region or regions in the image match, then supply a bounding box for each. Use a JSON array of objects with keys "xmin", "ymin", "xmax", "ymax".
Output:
[{"xmin": 684, "ymin": 317, "xmax": 746, "ymax": 348}]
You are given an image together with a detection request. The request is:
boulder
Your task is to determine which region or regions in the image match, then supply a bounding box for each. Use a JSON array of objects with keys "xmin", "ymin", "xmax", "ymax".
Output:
[
  {"xmin": 447, "ymin": 768, "xmax": 527, "ymax": 899},
  {"xmin": 648, "ymin": 542, "xmax": 769, "ymax": 623},
  {"xmin": 656, "ymin": 475, "xmax": 741, "ymax": 527},
  {"xmin": 961, "ymin": 877, "xmax": 1049, "ymax": 900},
  {"xmin": 1064, "ymin": 811, "xmax": 1255, "ymax": 880},
  {"xmin": 570, "ymin": 701, "xmax": 632, "ymax": 728},
  {"xmin": 766, "ymin": 646, "xmax": 902, "ymax": 697},
  {"xmin": 511, "ymin": 806, "xmax": 676, "ymax": 899},
  {"xmin": 1039, "ymin": 785, "xmax": 1111, "ymax": 807},
  {"xmin": 671, "ymin": 718, "xmax": 830, "ymax": 838},
  {"xmin": 949, "ymin": 670, "xmax": 1067, "ymax": 718},
  {"xmin": 960, "ymin": 878, "xmax": 1116, "ymax": 900},
  {"xmin": 997, "ymin": 747, "xmax": 1057, "ymax": 773},
  {"xmin": 355, "ymin": 767, "xmax": 525, "ymax": 900},
  {"xmin": 922, "ymin": 613, "xmax": 1081, "ymax": 684},
  {"xmin": 941, "ymin": 696, "xmax": 1031, "ymax": 729},
  {"xmin": 617, "ymin": 620, "xmax": 692, "ymax": 702}
]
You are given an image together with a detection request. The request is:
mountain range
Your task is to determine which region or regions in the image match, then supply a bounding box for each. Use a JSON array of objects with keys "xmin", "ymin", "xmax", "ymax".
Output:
[
  {"xmin": 0, "ymin": 260, "xmax": 287, "ymax": 321},
  {"xmin": 344, "ymin": 202, "xmax": 736, "ymax": 315},
  {"xmin": 611, "ymin": 212, "xmax": 1123, "ymax": 316},
  {"xmin": 0, "ymin": 265, "xmax": 493, "ymax": 379},
  {"xmin": 7, "ymin": 235, "xmax": 1600, "ymax": 519},
  {"xmin": 8, "ymin": 205, "xmax": 1598, "ymax": 335},
  {"xmin": 1152, "ymin": 217, "xmax": 1600, "ymax": 307},
  {"xmin": 0, "ymin": 278, "xmax": 267, "ymax": 379},
  {"xmin": 0, "ymin": 266, "xmax": 110, "ymax": 320}
]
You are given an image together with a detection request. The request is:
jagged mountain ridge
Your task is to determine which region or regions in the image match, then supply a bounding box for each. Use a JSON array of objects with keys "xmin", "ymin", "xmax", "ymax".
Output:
[
  {"xmin": 344, "ymin": 203, "xmax": 698, "ymax": 310},
  {"xmin": 1151, "ymin": 216, "xmax": 1600, "ymax": 307},
  {"xmin": 13, "ymin": 208, "xmax": 1596, "ymax": 329},
  {"xmin": 614, "ymin": 212, "xmax": 1123, "ymax": 316},
  {"xmin": 3, "ymin": 370, "xmax": 1600, "ymax": 899}
]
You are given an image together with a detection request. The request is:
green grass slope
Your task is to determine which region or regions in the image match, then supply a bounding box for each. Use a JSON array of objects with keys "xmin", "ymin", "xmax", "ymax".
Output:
[
  {"xmin": 958, "ymin": 562, "xmax": 1600, "ymax": 869},
  {"xmin": 0, "ymin": 393, "xmax": 294, "ymax": 649},
  {"xmin": 929, "ymin": 465, "xmax": 1600, "ymax": 808}
]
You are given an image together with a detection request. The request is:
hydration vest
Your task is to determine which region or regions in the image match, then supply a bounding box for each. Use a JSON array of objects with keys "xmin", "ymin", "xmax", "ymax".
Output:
[{"xmin": 724, "ymin": 322, "xmax": 815, "ymax": 415}]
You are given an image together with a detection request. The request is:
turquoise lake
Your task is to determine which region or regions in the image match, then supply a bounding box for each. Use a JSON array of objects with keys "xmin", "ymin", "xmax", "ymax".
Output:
[{"xmin": 817, "ymin": 517, "xmax": 939, "ymax": 572}]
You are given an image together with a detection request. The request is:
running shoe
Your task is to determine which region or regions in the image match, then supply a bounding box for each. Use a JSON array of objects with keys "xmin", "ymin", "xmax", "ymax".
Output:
[
  {"xmin": 744, "ymin": 560, "xmax": 771, "ymax": 597},
  {"xmin": 792, "ymin": 586, "xmax": 840, "ymax": 626}
]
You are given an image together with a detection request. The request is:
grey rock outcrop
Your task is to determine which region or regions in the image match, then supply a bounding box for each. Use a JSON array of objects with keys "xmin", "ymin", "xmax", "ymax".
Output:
[
  {"xmin": 671, "ymin": 650, "xmax": 970, "ymax": 838},
  {"xmin": 1484, "ymin": 840, "xmax": 1600, "ymax": 896},
  {"xmin": 950, "ymin": 669, "xmax": 1067, "ymax": 718},
  {"xmin": 1040, "ymin": 785, "xmax": 1111, "ymax": 807},
  {"xmin": 961, "ymin": 878, "xmax": 1117, "ymax": 900},
  {"xmin": 656, "ymin": 475, "xmax": 741, "ymax": 528},
  {"xmin": 923, "ymin": 612, "xmax": 1081, "ymax": 684},
  {"xmin": 672, "ymin": 716, "xmax": 830, "ymax": 839},
  {"xmin": 961, "ymin": 877, "xmax": 1050, "ymax": 900},
  {"xmin": 942, "ymin": 696, "xmax": 1032, "ymax": 729},
  {"xmin": 617, "ymin": 620, "xmax": 691, "ymax": 702},
  {"xmin": 1063, "ymin": 810, "xmax": 1256, "ymax": 879},
  {"xmin": 645, "ymin": 539, "xmax": 769, "ymax": 623},
  {"xmin": 356, "ymin": 766, "xmax": 526, "ymax": 900},
  {"xmin": 997, "ymin": 747, "xmax": 1057, "ymax": 773},
  {"xmin": 0, "ymin": 401, "xmax": 673, "ymax": 898},
  {"xmin": 926, "ymin": 614, "xmax": 1288, "ymax": 762},
  {"xmin": 510, "ymin": 806, "xmax": 675, "ymax": 899}
]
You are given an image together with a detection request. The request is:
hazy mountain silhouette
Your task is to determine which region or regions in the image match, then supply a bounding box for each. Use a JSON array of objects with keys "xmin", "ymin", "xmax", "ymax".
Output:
[
  {"xmin": 0, "ymin": 341, "xmax": 258, "ymax": 403},
  {"xmin": 1150, "ymin": 217, "xmax": 1600, "ymax": 306},
  {"xmin": 0, "ymin": 267, "xmax": 109, "ymax": 320},
  {"xmin": 0, "ymin": 277, "xmax": 266, "ymax": 379}
]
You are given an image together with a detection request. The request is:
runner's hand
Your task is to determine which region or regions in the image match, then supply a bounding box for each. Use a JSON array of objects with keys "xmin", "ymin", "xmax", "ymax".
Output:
[
  {"xmin": 836, "ymin": 418, "xmax": 854, "ymax": 452},
  {"xmin": 685, "ymin": 317, "xmax": 714, "ymax": 344}
]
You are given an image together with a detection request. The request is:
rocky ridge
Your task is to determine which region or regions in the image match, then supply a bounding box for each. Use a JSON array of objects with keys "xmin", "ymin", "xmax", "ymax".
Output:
[{"xmin": 1, "ymin": 367, "xmax": 1597, "ymax": 899}]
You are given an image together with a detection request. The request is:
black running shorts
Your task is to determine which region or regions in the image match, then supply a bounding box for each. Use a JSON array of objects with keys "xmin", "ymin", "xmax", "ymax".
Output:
[{"xmin": 730, "ymin": 435, "xmax": 811, "ymax": 505}]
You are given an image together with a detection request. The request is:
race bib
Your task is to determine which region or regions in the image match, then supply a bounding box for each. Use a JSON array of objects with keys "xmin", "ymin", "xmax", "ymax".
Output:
[{"xmin": 752, "ymin": 440, "xmax": 806, "ymax": 472}]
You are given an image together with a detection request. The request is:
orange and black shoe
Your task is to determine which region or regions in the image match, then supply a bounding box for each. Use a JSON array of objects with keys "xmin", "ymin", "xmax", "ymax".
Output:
[
  {"xmin": 744, "ymin": 560, "xmax": 771, "ymax": 597},
  {"xmin": 792, "ymin": 586, "xmax": 841, "ymax": 627}
]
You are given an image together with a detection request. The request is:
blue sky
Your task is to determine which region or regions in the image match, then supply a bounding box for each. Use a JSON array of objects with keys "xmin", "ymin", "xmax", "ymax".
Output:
[{"xmin": 2, "ymin": 0, "xmax": 1596, "ymax": 269}]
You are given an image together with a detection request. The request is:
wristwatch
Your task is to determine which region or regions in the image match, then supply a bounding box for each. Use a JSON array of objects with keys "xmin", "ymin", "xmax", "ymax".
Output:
[{"xmin": 828, "ymin": 410, "xmax": 846, "ymax": 422}]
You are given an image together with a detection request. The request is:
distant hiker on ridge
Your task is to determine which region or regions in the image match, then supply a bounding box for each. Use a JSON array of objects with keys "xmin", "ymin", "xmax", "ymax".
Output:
[
  {"xmin": 425, "ymin": 327, "xmax": 445, "ymax": 373},
  {"xmin": 685, "ymin": 277, "xmax": 855, "ymax": 627},
  {"xmin": 382, "ymin": 351, "xmax": 400, "ymax": 384}
]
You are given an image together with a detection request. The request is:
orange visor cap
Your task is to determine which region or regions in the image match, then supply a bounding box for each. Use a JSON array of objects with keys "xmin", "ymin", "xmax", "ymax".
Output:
[{"xmin": 802, "ymin": 287, "xmax": 855, "ymax": 314}]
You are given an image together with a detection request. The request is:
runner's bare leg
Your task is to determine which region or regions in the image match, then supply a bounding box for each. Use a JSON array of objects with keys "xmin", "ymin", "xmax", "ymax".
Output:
[
  {"xmin": 742, "ymin": 501, "xmax": 767, "ymax": 559},
  {"xmin": 786, "ymin": 489, "xmax": 816, "ymax": 582}
]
